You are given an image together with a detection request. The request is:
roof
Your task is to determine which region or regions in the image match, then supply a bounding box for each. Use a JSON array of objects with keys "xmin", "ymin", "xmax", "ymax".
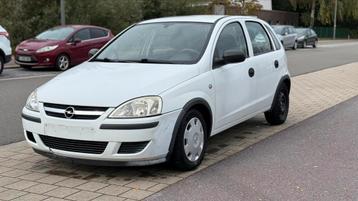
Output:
[
  {"xmin": 51, "ymin": 25, "xmax": 109, "ymax": 30},
  {"xmin": 139, "ymin": 15, "xmax": 257, "ymax": 24}
]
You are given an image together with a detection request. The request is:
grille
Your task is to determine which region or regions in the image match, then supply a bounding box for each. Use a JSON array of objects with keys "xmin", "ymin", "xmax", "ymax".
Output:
[
  {"xmin": 118, "ymin": 141, "xmax": 149, "ymax": 154},
  {"xmin": 40, "ymin": 135, "xmax": 108, "ymax": 154},
  {"xmin": 43, "ymin": 103, "xmax": 108, "ymax": 120}
]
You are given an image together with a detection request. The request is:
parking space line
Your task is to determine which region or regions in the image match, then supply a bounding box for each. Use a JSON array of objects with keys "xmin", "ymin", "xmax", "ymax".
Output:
[{"xmin": 0, "ymin": 74, "xmax": 56, "ymax": 82}]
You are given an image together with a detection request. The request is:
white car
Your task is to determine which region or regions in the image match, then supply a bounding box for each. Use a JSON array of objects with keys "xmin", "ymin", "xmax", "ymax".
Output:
[
  {"xmin": 0, "ymin": 25, "xmax": 12, "ymax": 74},
  {"xmin": 22, "ymin": 15, "xmax": 290, "ymax": 170}
]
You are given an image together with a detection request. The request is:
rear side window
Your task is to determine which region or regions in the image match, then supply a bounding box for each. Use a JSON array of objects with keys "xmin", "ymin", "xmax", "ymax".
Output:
[
  {"xmin": 214, "ymin": 22, "xmax": 248, "ymax": 64},
  {"xmin": 265, "ymin": 24, "xmax": 281, "ymax": 50},
  {"xmin": 246, "ymin": 21, "xmax": 273, "ymax": 56},
  {"xmin": 90, "ymin": 28, "xmax": 108, "ymax": 39},
  {"xmin": 74, "ymin": 29, "xmax": 91, "ymax": 41}
]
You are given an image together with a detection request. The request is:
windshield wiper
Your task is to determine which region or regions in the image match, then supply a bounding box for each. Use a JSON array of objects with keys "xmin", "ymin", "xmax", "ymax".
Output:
[
  {"xmin": 138, "ymin": 58, "xmax": 174, "ymax": 64},
  {"xmin": 91, "ymin": 58, "xmax": 117, "ymax": 62}
]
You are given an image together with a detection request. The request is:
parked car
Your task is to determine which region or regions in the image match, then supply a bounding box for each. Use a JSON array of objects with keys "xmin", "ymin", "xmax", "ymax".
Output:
[
  {"xmin": 22, "ymin": 15, "xmax": 290, "ymax": 170},
  {"xmin": 295, "ymin": 28, "xmax": 318, "ymax": 48},
  {"xmin": 15, "ymin": 25, "xmax": 113, "ymax": 71},
  {"xmin": 0, "ymin": 25, "xmax": 12, "ymax": 74},
  {"xmin": 272, "ymin": 25, "xmax": 298, "ymax": 50}
]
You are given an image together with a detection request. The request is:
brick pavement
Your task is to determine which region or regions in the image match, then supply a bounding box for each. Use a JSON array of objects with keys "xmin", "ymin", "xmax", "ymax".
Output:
[{"xmin": 0, "ymin": 62, "xmax": 357, "ymax": 200}]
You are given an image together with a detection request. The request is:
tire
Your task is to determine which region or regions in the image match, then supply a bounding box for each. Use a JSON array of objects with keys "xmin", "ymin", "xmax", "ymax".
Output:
[
  {"xmin": 313, "ymin": 40, "xmax": 317, "ymax": 48},
  {"xmin": 292, "ymin": 41, "xmax": 297, "ymax": 50},
  {"xmin": 56, "ymin": 54, "xmax": 70, "ymax": 71},
  {"xmin": 171, "ymin": 109, "xmax": 208, "ymax": 170},
  {"xmin": 265, "ymin": 84, "xmax": 289, "ymax": 125},
  {"xmin": 0, "ymin": 56, "xmax": 4, "ymax": 74}
]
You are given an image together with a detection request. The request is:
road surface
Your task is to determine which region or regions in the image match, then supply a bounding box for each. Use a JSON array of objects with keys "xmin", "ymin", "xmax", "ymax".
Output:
[{"xmin": 146, "ymin": 95, "xmax": 358, "ymax": 201}]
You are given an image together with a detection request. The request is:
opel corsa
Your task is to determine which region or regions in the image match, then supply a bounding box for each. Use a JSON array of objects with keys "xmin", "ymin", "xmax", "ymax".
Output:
[{"xmin": 22, "ymin": 16, "xmax": 291, "ymax": 170}]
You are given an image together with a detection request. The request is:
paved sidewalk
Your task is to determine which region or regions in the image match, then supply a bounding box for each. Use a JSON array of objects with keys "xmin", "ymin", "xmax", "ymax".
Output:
[{"xmin": 0, "ymin": 62, "xmax": 357, "ymax": 200}]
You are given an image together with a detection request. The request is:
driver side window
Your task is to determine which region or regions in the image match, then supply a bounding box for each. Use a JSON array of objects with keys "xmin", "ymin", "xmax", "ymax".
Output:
[
  {"xmin": 214, "ymin": 22, "xmax": 248, "ymax": 66},
  {"xmin": 73, "ymin": 29, "xmax": 91, "ymax": 41}
]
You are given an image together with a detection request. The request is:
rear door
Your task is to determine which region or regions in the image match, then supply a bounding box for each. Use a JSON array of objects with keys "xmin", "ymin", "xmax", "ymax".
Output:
[
  {"xmin": 67, "ymin": 28, "xmax": 91, "ymax": 64},
  {"xmin": 90, "ymin": 28, "xmax": 109, "ymax": 48},
  {"xmin": 245, "ymin": 21, "xmax": 280, "ymax": 110}
]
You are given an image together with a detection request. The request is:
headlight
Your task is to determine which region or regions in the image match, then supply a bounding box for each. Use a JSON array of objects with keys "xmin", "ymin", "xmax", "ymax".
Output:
[
  {"xmin": 109, "ymin": 96, "xmax": 162, "ymax": 118},
  {"xmin": 298, "ymin": 36, "xmax": 305, "ymax": 41},
  {"xmin": 36, "ymin": 45, "xmax": 58, "ymax": 53},
  {"xmin": 25, "ymin": 90, "xmax": 39, "ymax": 112}
]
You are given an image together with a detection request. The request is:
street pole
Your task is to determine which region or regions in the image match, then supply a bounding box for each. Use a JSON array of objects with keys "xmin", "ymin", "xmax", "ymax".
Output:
[
  {"xmin": 333, "ymin": 0, "xmax": 337, "ymax": 39},
  {"xmin": 60, "ymin": 0, "xmax": 65, "ymax": 25}
]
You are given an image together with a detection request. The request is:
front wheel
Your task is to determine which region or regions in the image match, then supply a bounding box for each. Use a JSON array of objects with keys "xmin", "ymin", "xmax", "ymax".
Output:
[
  {"xmin": 313, "ymin": 40, "xmax": 317, "ymax": 48},
  {"xmin": 56, "ymin": 54, "xmax": 70, "ymax": 71},
  {"xmin": 292, "ymin": 41, "xmax": 297, "ymax": 50},
  {"xmin": 265, "ymin": 84, "xmax": 289, "ymax": 125},
  {"xmin": 171, "ymin": 109, "xmax": 208, "ymax": 170}
]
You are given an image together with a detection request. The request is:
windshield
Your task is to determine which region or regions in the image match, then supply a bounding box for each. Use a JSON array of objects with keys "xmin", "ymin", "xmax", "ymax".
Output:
[
  {"xmin": 93, "ymin": 22, "xmax": 213, "ymax": 64},
  {"xmin": 36, "ymin": 27, "xmax": 75, "ymax": 40},
  {"xmin": 296, "ymin": 28, "xmax": 308, "ymax": 34},
  {"xmin": 272, "ymin": 26, "xmax": 285, "ymax": 35}
]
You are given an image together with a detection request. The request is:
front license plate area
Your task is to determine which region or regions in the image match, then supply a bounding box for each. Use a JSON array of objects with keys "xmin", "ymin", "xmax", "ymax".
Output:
[
  {"xmin": 18, "ymin": 56, "xmax": 31, "ymax": 62},
  {"xmin": 44, "ymin": 124, "xmax": 95, "ymax": 139}
]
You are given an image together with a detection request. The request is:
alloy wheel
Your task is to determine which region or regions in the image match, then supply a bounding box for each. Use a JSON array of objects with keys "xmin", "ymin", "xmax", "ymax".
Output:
[{"xmin": 57, "ymin": 55, "xmax": 69, "ymax": 71}]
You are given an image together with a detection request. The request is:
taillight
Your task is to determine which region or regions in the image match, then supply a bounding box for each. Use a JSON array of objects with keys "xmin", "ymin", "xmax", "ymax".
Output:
[{"xmin": 0, "ymin": 32, "xmax": 9, "ymax": 38}]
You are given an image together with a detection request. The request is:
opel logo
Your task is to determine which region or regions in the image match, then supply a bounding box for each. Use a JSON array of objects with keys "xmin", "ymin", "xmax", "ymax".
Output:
[{"xmin": 64, "ymin": 107, "xmax": 75, "ymax": 119}]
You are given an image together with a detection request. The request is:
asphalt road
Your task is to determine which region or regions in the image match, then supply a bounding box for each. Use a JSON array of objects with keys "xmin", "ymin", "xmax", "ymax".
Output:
[
  {"xmin": 0, "ymin": 40, "xmax": 358, "ymax": 145},
  {"xmin": 146, "ymin": 95, "xmax": 358, "ymax": 201}
]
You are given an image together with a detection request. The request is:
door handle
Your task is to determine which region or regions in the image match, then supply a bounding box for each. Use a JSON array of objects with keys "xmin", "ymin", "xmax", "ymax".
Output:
[
  {"xmin": 274, "ymin": 60, "xmax": 279, "ymax": 68},
  {"xmin": 248, "ymin": 68, "xmax": 255, "ymax": 77}
]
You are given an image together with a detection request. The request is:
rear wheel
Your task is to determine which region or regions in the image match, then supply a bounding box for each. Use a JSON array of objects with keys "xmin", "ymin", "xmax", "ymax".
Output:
[
  {"xmin": 265, "ymin": 84, "xmax": 289, "ymax": 125},
  {"xmin": 171, "ymin": 109, "xmax": 208, "ymax": 170},
  {"xmin": 56, "ymin": 54, "xmax": 70, "ymax": 71},
  {"xmin": 0, "ymin": 56, "xmax": 4, "ymax": 74}
]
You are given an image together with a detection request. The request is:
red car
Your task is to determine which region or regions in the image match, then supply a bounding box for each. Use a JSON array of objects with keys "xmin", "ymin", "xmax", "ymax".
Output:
[{"xmin": 15, "ymin": 25, "xmax": 113, "ymax": 71}]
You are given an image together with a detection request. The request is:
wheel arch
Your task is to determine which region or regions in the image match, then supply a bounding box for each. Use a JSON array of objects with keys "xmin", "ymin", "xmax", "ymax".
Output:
[
  {"xmin": 166, "ymin": 98, "xmax": 213, "ymax": 160},
  {"xmin": 56, "ymin": 52, "xmax": 72, "ymax": 64},
  {"xmin": 270, "ymin": 75, "xmax": 291, "ymax": 110}
]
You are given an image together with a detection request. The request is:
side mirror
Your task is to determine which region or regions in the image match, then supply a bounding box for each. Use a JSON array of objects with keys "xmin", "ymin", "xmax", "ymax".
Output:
[
  {"xmin": 72, "ymin": 38, "xmax": 81, "ymax": 45},
  {"xmin": 88, "ymin": 48, "xmax": 99, "ymax": 58},
  {"xmin": 223, "ymin": 49, "xmax": 246, "ymax": 64},
  {"xmin": 284, "ymin": 32, "xmax": 288, "ymax": 36}
]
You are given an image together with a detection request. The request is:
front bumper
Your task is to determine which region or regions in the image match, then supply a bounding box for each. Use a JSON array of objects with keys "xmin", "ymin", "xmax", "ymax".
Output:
[
  {"xmin": 15, "ymin": 51, "xmax": 57, "ymax": 67},
  {"xmin": 22, "ymin": 104, "xmax": 181, "ymax": 165}
]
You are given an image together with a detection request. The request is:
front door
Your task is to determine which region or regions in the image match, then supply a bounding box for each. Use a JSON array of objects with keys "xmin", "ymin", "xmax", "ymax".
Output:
[
  {"xmin": 212, "ymin": 22, "xmax": 256, "ymax": 130},
  {"xmin": 67, "ymin": 28, "xmax": 91, "ymax": 64}
]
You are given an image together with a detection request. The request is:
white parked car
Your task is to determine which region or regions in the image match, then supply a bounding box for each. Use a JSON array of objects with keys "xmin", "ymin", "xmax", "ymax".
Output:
[
  {"xmin": 22, "ymin": 15, "xmax": 290, "ymax": 170},
  {"xmin": 0, "ymin": 25, "xmax": 12, "ymax": 74}
]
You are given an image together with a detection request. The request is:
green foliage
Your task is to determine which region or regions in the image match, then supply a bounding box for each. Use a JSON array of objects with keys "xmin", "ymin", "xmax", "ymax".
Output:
[{"xmin": 0, "ymin": 0, "xmax": 206, "ymax": 48}]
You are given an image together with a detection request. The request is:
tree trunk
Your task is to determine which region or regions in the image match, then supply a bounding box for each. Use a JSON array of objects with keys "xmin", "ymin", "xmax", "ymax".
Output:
[{"xmin": 310, "ymin": 0, "xmax": 316, "ymax": 28}]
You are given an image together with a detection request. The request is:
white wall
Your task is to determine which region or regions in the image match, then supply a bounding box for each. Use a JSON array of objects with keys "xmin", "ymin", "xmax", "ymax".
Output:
[
  {"xmin": 232, "ymin": 0, "xmax": 272, "ymax": 10},
  {"xmin": 257, "ymin": 0, "xmax": 272, "ymax": 10}
]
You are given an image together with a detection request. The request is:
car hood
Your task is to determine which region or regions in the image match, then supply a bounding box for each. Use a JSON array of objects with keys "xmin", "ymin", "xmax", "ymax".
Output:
[
  {"xmin": 37, "ymin": 62, "xmax": 199, "ymax": 107},
  {"xmin": 17, "ymin": 39, "xmax": 60, "ymax": 51}
]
